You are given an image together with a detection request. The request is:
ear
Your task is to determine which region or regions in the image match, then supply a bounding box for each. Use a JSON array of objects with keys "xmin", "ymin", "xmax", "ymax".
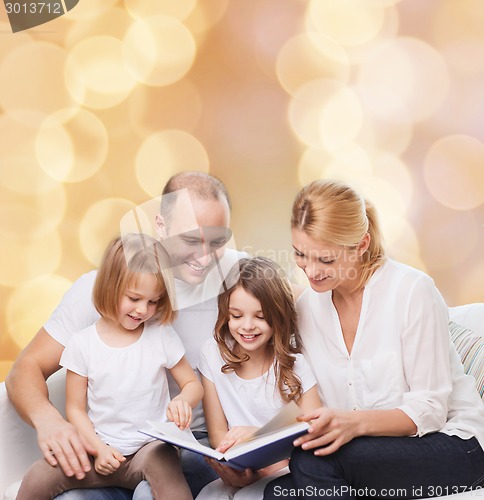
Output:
[
  {"xmin": 357, "ymin": 232, "xmax": 371, "ymax": 256},
  {"xmin": 155, "ymin": 214, "xmax": 168, "ymax": 239}
]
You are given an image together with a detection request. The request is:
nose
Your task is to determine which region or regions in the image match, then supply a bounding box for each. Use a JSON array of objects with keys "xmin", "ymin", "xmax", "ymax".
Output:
[
  {"xmin": 304, "ymin": 263, "xmax": 320, "ymax": 280},
  {"xmin": 193, "ymin": 249, "xmax": 213, "ymax": 268},
  {"xmin": 135, "ymin": 301, "xmax": 148, "ymax": 314},
  {"xmin": 242, "ymin": 316, "xmax": 255, "ymax": 331}
]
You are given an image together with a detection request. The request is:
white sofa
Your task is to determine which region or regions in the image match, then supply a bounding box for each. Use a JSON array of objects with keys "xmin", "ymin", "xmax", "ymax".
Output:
[{"xmin": 1, "ymin": 304, "xmax": 483, "ymax": 500}]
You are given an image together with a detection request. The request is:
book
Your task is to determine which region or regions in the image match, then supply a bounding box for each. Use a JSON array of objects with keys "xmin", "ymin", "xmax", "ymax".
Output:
[{"xmin": 138, "ymin": 401, "xmax": 308, "ymax": 471}]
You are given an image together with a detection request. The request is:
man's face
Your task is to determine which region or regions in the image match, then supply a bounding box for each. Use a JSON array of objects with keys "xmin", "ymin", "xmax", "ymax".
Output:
[{"xmin": 158, "ymin": 195, "xmax": 231, "ymax": 285}]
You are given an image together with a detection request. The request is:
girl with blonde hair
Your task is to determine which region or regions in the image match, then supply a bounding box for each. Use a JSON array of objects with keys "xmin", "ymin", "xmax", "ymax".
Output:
[{"xmin": 18, "ymin": 233, "xmax": 203, "ymax": 500}]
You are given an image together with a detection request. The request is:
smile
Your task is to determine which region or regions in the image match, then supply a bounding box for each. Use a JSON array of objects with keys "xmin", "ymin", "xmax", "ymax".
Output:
[
  {"xmin": 239, "ymin": 333, "xmax": 261, "ymax": 340},
  {"xmin": 186, "ymin": 261, "xmax": 209, "ymax": 272},
  {"xmin": 128, "ymin": 314, "xmax": 142, "ymax": 321}
]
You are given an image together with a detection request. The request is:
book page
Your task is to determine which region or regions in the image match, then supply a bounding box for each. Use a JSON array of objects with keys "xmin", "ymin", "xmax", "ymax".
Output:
[{"xmin": 248, "ymin": 401, "xmax": 303, "ymax": 440}]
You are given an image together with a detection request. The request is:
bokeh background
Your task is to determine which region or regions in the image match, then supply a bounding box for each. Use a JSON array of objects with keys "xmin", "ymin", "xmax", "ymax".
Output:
[{"xmin": 0, "ymin": 0, "xmax": 483, "ymax": 381}]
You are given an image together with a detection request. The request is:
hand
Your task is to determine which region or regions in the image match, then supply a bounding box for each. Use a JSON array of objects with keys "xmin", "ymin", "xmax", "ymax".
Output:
[
  {"xmin": 94, "ymin": 445, "xmax": 126, "ymax": 475},
  {"xmin": 167, "ymin": 398, "xmax": 192, "ymax": 430},
  {"xmin": 294, "ymin": 407, "xmax": 359, "ymax": 456},
  {"xmin": 205, "ymin": 458, "xmax": 258, "ymax": 488},
  {"xmin": 216, "ymin": 426, "xmax": 259, "ymax": 453},
  {"xmin": 36, "ymin": 414, "xmax": 96, "ymax": 479}
]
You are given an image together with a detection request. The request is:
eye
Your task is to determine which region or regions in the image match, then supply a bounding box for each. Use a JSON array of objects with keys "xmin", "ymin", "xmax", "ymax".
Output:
[
  {"xmin": 127, "ymin": 296, "xmax": 138, "ymax": 302},
  {"xmin": 230, "ymin": 314, "xmax": 242, "ymax": 319},
  {"xmin": 294, "ymin": 250, "xmax": 304, "ymax": 258},
  {"xmin": 148, "ymin": 300, "xmax": 158, "ymax": 305},
  {"xmin": 256, "ymin": 316, "xmax": 265, "ymax": 320},
  {"xmin": 211, "ymin": 238, "xmax": 227, "ymax": 248},
  {"xmin": 319, "ymin": 258, "xmax": 336, "ymax": 265}
]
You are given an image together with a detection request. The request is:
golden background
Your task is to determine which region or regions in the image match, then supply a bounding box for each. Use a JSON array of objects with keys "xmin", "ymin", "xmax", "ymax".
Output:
[{"xmin": 0, "ymin": 0, "xmax": 483, "ymax": 381}]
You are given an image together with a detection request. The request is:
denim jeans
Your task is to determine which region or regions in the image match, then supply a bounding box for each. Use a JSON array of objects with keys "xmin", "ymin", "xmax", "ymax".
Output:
[
  {"xmin": 264, "ymin": 434, "xmax": 484, "ymax": 499},
  {"xmin": 133, "ymin": 432, "xmax": 219, "ymax": 499},
  {"xmin": 55, "ymin": 487, "xmax": 132, "ymax": 500},
  {"xmin": 56, "ymin": 432, "xmax": 218, "ymax": 500}
]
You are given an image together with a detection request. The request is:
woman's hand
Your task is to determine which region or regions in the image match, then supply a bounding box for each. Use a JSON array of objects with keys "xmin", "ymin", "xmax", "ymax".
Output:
[
  {"xmin": 216, "ymin": 426, "xmax": 259, "ymax": 453},
  {"xmin": 94, "ymin": 445, "xmax": 125, "ymax": 475},
  {"xmin": 205, "ymin": 458, "xmax": 257, "ymax": 488},
  {"xmin": 167, "ymin": 398, "xmax": 192, "ymax": 430},
  {"xmin": 294, "ymin": 407, "xmax": 360, "ymax": 456}
]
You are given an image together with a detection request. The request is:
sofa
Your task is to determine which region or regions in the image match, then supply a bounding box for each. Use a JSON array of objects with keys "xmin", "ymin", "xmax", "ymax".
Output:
[{"xmin": 1, "ymin": 303, "xmax": 483, "ymax": 500}]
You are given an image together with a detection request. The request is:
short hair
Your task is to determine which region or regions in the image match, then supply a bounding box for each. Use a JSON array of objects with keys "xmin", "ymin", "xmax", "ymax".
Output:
[
  {"xmin": 291, "ymin": 179, "xmax": 385, "ymax": 290},
  {"xmin": 214, "ymin": 257, "xmax": 303, "ymax": 403},
  {"xmin": 160, "ymin": 171, "xmax": 231, "ymax": 224},
  {"xmin": 93, "ymin": 233, "xmax": 176, "ymax": 325}
]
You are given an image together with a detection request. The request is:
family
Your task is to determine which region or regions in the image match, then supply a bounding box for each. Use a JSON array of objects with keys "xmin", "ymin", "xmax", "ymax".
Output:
[{"xmin": 6, "ymin": 172, "xmax": 484, "ymax": 499}]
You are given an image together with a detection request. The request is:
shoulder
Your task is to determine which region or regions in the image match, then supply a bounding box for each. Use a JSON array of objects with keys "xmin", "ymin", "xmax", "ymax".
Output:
[
  {"xmin": 376, "ymin": 259, "xmax": 437, "ymax": 294},
  {"xmin": 200, "ymin": 337, "xmax": 220, "ymax": 358}
]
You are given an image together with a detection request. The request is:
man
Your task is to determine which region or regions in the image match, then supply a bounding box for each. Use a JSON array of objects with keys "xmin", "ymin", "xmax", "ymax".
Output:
[{"xmin": 6, "ymin": 171, "xmax": 247, "ymax": 499}]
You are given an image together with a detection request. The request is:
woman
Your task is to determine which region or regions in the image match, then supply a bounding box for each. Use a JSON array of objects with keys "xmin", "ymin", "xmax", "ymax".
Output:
[{"xmin": 265, "ymin": 179, "xmax": 484, "ymax": 498}]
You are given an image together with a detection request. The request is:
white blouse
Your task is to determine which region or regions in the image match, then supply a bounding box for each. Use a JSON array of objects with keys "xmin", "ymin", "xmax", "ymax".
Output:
[{"xmin": 297, "ymin": 259, "xmax": 484, "ymax": 449}]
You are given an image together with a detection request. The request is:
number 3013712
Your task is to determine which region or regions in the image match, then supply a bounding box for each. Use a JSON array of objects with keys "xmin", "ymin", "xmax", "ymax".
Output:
[{"xmin": 5, "ymin": 2, "xmax": 62, "ymax": 14}]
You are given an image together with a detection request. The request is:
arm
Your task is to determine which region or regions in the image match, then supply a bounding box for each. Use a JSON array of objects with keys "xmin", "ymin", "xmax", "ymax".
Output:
[
  {"xmin": 5, "ymin": 328, "xmax": 95, "ymax": 477},
  {"xmin": 66, "ymin": 370, "xmax": 125, "ymax": 475},
  {"xmin": 201, "ymin": 374, "xmax": 229, "ymax": 449},
  {"xmin": 295, "ymin": 407, "xmax": 416, "ymax": 456},
  {"xmin": 297, "ymin": 385, "xmax": 321, "ymax": 413},
  {"xmin": 167, "ymin": 356, "xmax": 204, "ymax": 430}
]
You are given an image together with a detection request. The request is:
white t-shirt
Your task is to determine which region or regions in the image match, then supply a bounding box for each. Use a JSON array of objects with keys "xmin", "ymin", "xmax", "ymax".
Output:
[
  {"xmin": 297, "ymin": 258, "xmax": 484, "ymax": 449},
  {"xmin": 198, "ymin": 338, "xmax": 317, "ymax": 427},
  {"xmin": 60, "ymin": 322, "xmax": 184, "ymax": 455},
  {"xmin": 44, "ymin": 249, "xmax": 248, "ymax": 432}
]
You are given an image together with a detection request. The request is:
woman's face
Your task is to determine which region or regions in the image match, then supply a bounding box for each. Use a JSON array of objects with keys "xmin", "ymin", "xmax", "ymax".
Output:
[{"xmin": 291, "ymin": 228, "xmax": 366, "ymax": 293}]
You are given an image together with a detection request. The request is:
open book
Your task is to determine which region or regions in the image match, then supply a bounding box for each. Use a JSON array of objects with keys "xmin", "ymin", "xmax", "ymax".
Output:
[{"xmin": 139, "ymin": 401, "xmax": 308, "ymax": 470}]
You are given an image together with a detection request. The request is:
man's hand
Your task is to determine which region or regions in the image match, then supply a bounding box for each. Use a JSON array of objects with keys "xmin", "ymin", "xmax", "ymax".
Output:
[
  {"xmin": 94, "ymin": 445, "xmax": 125, "ymax": 476},
  {"xmin": 205, "ymin": 458, "xmax": 257, "ymax": 488},
  {"xmin": 37, "ymin": 414, "xmax": 96, "ymax": 479}
]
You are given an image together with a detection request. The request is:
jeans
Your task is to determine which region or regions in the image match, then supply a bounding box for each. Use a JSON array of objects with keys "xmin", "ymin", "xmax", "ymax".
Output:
[
  {"xmin": 133, "ymin": 432, "xmax": 219, "ymax": 499},
  {"xmin": 264, "ymin": 434, "xmax": 484, "ymax": 499},
  {"xmin": 56, "ymin": 432, "xmax": 218, "ymax": 500},
  {"xmin": 55, "ymin": 488, "xmax": 132, "ymax": 500}
]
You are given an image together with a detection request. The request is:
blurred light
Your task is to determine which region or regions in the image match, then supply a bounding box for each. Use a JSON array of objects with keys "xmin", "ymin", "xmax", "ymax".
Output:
[
  {"xmin": 36, "ymin": 108, "xmax": 109, "ymax": 183},
  {"xmin": 386, "ymin": 220, "xmax": 425, "ymax": 271},
  {"xmin": 276, "ymin": 33, "xmax": 350, "ymax": 96},
  {"xmin": 123, "ymin": 16, "xmax": 196, "ymax": 86},
  {"xmin": 458, "ymin": 262, "xmax": 484, "ymax": 305},
  {"xmin": 307, "ymin": 0, "xmax": 385, "ymax": 47},
  {"xmin": 0, "ymin": 22, "xmax": 33, "ymax": 62},
  {"xmin": 355, "ymin": 84, "xmax": 413, "ymax": 155},
  {"xmin": 64, "ymin": 0, "xmax": 118, "ymax": 20},
  {"xmin": 432, "ymin": 0, "xmax": 484, "ymax": 75},
  {"xmin": 319, "ymin": 86, "xmax": 364, "ymax": 151},
  {"xmin": 0, "ymin": 42, "xmax": 75, "ymax": 121},
  {"xmin": 288, "ymin": 79, "xmax": 345, "ymax": 148},
  {"xmin": 65, "ymin": 8, "xmax": 133, "ymax": 49},
  {"xmin": 419, "ymin": 206, "xmax": 479, "ymax": 270},
  {"xmin": 65, "ymin": 35, "xmax": 137, "ymax": 109},
  {"xmin": 6, "ymin": 274, "xmax": 72, "ymax": 349},
  {"xmin": 0, "ymin": 115, "xmax": 59, "ymax": 194},
  {"xmin": 125, "ymin": 0, "xmax": 197, "ymax": 21},
  {"xmin": 79, "ymin": 198, "xmax": 137, "ymax": 266},
  {"xmin": 357, "ymin": 37, "xmax": 450, "ymax": 122},
  {"xmin": 128, "ymin": 80, "xmax": 202, "ymax": 137},
  {"xmin": 135, "ymin": 130, "xmax": 209, "ymax": 197},
  {"xmin": 298, "ymin": 143, "xmax": 373, "ymax": 187},
  {"xmin": 184, "ymin": 0, "xmax": 229, "ymax": 36},
  {"xmin": 0, "ymin": 230, "xmax": 62, "ymax": 287},
  {"xmin": 424, "ymin": 135, "xmax": 484, "ymax": 210}
]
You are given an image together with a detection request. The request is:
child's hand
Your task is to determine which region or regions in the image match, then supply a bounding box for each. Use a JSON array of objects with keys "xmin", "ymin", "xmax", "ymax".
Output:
[
  {"xmin": 167, "ymin": 398, "xmax": 192, "ymax": 430},
  {"xmin": 94, "ymin": 445, "xmax": 125, "ymax": 475},
  {"xmin": 216, "ymin": 426, "xmax": 259, "ymax": 453}
]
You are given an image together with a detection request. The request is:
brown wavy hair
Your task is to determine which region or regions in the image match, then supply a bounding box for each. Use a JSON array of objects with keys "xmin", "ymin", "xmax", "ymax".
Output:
[
  {"xmin": 214, "ymin": 257, "xmax": 303, "ymax": 403},
  {"xmin": 93, "ymin": 233, "xmax": 176, "ymax": 325},
  {"xmin": 291, "ymin": 179, "xmax": 385, "ymax": 291}
]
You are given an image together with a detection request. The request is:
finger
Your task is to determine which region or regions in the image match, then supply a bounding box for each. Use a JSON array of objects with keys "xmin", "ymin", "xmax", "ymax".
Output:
[
  {"xmin": 39, "ymin": 442, "xmax": 58, "ymax": 467},
  {"xmin": 72, "ymin": 437, "xmax": 93, "ymax": 473},
  {"xmin": 49, "ymin": 443, "xmax": 84, "ymax": 478},
  {"xmin": 299, "ymin": 432, "xmax": 336, "ymax": 451},
  {"xmin": 297, "ymin": 408, "xmax": 323, "ymax": 422}
]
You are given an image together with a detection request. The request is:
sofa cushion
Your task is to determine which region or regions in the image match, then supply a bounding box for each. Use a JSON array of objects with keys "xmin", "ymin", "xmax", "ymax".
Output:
[{"xmin": 450, "ymin": 321, "xmax": 484, "ymax": 399}]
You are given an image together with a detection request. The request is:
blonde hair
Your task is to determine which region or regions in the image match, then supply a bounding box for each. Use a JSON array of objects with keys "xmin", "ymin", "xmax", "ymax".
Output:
[
  {"xmin": 214, "ymin": 257, "xmax": 303, "ymax": 403},
  {"xmin": 93, "ymin": 233, "xmax": 176, "ymax": 325},
  {"xmin": 291, "ymin": 179, "xmax": 385, "ymax": 290}
]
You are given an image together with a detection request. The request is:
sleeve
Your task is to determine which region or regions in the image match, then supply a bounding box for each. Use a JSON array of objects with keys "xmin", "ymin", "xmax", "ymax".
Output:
[
  {"xmin": 59, "ymin": 331, "xmax": 89, "ymax": 377},
  {"xmin": 197, "ymin": 339, "xmax": 217, "ymax": 382},
  {"xmin": 160, "ymin": 325, "xmax": 185, "ymax": 369},
  {"xmin": 43, "ymin": 271, "xmax": 100, "ymax": 347},
  {"xmin": 293, "ymin": 353, "xmax": 317, "ymax": 393},
  {"xmin": 397, "ymin": 274, "xmax": 452, "ymax": 436}
]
